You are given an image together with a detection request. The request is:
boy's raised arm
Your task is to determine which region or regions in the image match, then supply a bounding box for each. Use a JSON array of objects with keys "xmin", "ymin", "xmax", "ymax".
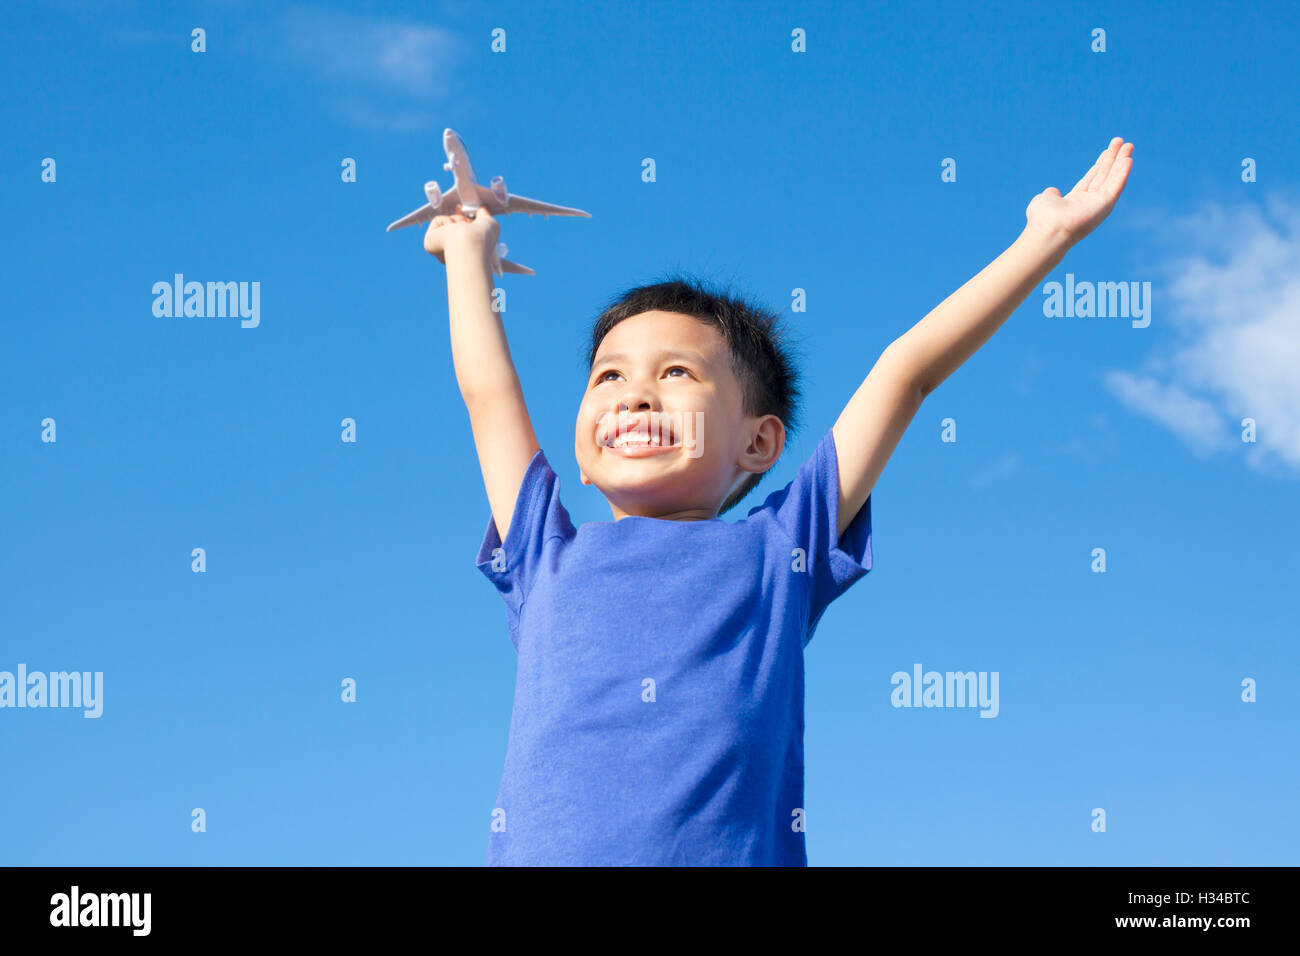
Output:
[
  {"xmin": 429, "ymin": 207, "xmax": 540, "ymax": 545},
  {"xmin": 830, "ymin": 138, "xmax": 1136, "ymax": 538}
]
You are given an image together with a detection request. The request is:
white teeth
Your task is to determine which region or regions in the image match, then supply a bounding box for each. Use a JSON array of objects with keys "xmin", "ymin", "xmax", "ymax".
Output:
[
  {"xmin": 605, "ymin": 418, "xmax": 676, "ymax": 448},
  {"xmin": 611, "ymin": 431, "xmax": 673, "ymax": 448}
]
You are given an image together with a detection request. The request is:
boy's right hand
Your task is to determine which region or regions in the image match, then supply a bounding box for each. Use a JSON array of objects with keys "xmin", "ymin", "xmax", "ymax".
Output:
[{"xmin": 424, "ymin": 203, "xmax": 500, "ymax": 265}]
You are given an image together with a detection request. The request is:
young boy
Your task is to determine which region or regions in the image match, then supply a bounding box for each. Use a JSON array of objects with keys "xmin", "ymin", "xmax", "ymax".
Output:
[{"xmin": 424, "ymin": 137, "xmax": 1134, "ymax": 866}]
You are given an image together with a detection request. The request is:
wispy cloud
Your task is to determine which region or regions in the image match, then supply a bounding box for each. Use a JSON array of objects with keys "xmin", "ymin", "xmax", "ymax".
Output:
[
  {"xmin": 279, "ymin": 5, "xmax": 460, "ymax": 131},
  {"xmin": 335, "ymin": 96, "xmax": 439, "ymax": 134},
  {"xmin": 969, "ymin": 451, "xmax": 1022, "ymax": 489},
  {"xmin": 1012, "ymin": 352, "xmax": 1043, "ymax": 398},
  {"xmin": 66, "ymin": 2, "xmax": 462, "ymax": 132},
  {"xmin": 1051, "ymin": 412, "xmax": 1115, "ymax": 466},
  {"xmin": 1103, "ymin": 194, "xmax": 1300, "ymax": 474},
  {"xmin": 1102, "ymin": 372, "xmax": 1232, "ymax": 456},
  {"xmin": 104, "ymin": 26, "xmax": 175, "ymax": 47}
]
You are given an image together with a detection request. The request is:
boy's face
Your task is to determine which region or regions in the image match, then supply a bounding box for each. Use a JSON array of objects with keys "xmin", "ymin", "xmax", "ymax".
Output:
[{"xmin": 575, "ymin": 310, "xmax": 784, "ymax": 522}]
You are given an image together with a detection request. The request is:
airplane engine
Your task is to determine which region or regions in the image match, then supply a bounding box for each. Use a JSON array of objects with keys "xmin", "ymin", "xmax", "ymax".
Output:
[
  {"xmin": 423, "ymin": 181, "xmax": 442, "ymax": 209},
  {"xmin": 490, "ymin": 176, "xmax": 508, "ymax": 206}
]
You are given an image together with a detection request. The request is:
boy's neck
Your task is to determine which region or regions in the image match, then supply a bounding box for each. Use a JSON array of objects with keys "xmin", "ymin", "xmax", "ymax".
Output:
[{"xmin": 612, "ymin": 507, "xmax": 718, "ymax": 522}]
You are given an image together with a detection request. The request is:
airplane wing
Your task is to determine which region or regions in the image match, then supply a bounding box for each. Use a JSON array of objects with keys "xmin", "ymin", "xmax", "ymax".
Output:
[
  {"xmin": 386, "ymin": 204, "xmax": 435, "ymax": 232},
  {"xmin": 386, "ymin": 185, "xmax": 461, "ymax": 231},
  {"xmin": 477, "ymin": 186, "xmax": 591, "ymax": 218}
]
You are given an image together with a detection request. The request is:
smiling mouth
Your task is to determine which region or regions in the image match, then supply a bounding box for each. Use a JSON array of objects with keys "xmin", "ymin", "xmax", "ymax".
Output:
[
  {"xmin": 609, "ymin": 433, "xmax": 678, "ymax": 448},
  {"xmin": 603, "ymin": 431, "xmax": 680, "ymax": 455},
  {"xmin": 606, "ymin": 439, "xmax": 677, "ymax": 453},
  {"xmin": 599, "ymin": 416, "xmax": 680, "ymax": 451}
]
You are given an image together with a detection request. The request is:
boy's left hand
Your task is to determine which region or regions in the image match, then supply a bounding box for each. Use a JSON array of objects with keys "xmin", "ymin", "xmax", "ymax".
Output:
[{"xmin": 1026, "ymin": 137, "xmax": 1135, "ymax": 244}]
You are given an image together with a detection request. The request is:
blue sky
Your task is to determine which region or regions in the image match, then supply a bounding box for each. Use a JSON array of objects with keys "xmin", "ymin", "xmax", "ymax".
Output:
[{"xmin": 2, "ymin": 0, "xmax": 1297, "ymax": 866}]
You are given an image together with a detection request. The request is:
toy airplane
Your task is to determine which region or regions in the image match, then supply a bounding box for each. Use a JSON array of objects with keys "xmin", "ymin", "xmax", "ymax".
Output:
[{"xmin": 386, "ymin": 127, "xmax": 591, "ymax": 276}]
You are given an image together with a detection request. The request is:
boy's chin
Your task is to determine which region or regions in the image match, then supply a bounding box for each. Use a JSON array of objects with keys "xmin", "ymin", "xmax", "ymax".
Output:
[
  {"xmin": 580, "ymin": 446, "xmax": 696, "ymax": 488},
  {"xmin": 585, "ymin": 470, "xmax": 683, "ymax": 500}
]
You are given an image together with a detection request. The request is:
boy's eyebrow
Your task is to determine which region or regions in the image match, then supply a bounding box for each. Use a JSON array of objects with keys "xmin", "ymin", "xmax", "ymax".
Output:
[{"xmin": 591, "ymin": 349, "xmax": 711, "ymax": 370}]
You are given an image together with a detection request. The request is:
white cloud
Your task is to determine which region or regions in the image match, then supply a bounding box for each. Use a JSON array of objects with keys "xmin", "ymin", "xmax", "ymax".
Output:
[
  {"xmin": 1103, "ymin": 194, "xmax": 1300, "ymax": 474},
  {"xmin": 280, "ymin": 5, "xmax": 459, "ymax": 130},
  {"xmin": 1101, "ymin": 371, "xmax": 1232, "ymax": 456}
]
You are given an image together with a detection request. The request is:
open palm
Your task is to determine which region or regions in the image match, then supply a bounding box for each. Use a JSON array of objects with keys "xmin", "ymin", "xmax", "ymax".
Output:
[{"xmin": 1026, "ymin": 137, "xmax": 1135, "ymax": 244}]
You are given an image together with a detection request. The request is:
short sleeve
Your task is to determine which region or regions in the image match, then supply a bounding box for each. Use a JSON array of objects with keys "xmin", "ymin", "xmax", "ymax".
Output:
[
  {"xmin": 474, "ymin": 448, "xmax": 575, "ymax": 645},
  {"xmin": 747, "ymin": 426, "xmax": 874, "ymax": 646}
]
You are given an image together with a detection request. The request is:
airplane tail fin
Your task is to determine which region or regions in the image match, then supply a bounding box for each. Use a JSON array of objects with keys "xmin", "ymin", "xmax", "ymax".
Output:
[
  {"xmin": 498, "ymin": 257, "xmax": 536, "ymax": 276},
  {"xmin": 493, "ymin": 241, "xmax": 535, "ymax": 276}
]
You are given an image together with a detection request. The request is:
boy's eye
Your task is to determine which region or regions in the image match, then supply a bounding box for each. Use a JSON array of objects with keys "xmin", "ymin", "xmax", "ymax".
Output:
[{"xmin": 595, "ymin": 366, "xmax": 690, "ymax": 384}]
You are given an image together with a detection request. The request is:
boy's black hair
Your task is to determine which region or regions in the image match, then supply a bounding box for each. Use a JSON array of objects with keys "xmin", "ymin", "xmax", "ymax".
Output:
[{"xmin": 583, "ymin": 273, "xmax": 803, "ymax": 515}]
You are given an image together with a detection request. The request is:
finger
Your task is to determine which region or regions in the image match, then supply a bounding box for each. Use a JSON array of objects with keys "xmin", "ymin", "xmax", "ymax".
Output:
[
  {"xmin": 431, "ymin": 215, "xmax": 448, "ymax": 228},
  {"xmin": 1072, "ymin": 138, "xmax": 1122, "ymax": 194},
  {"xmin": 1099, "ymin": 142, "xmax": 1135, "ymax": 198},
  {"xmin": 1072, "ymin": 141, "xmax": 1116, "ymax": 193},
  {"xmin": 1087, "ymin": 137, "xmax": 1124, "ymax": 192},
  {"xmin": 1069, "ymin": 156, "xmax": 1103, "ymax": 194}
]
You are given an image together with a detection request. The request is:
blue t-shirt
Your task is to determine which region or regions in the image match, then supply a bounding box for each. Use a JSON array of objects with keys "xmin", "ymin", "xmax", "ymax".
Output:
[{"xmin": 474, "ymin": 425, "xmax": 874, "ymax": 865}]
